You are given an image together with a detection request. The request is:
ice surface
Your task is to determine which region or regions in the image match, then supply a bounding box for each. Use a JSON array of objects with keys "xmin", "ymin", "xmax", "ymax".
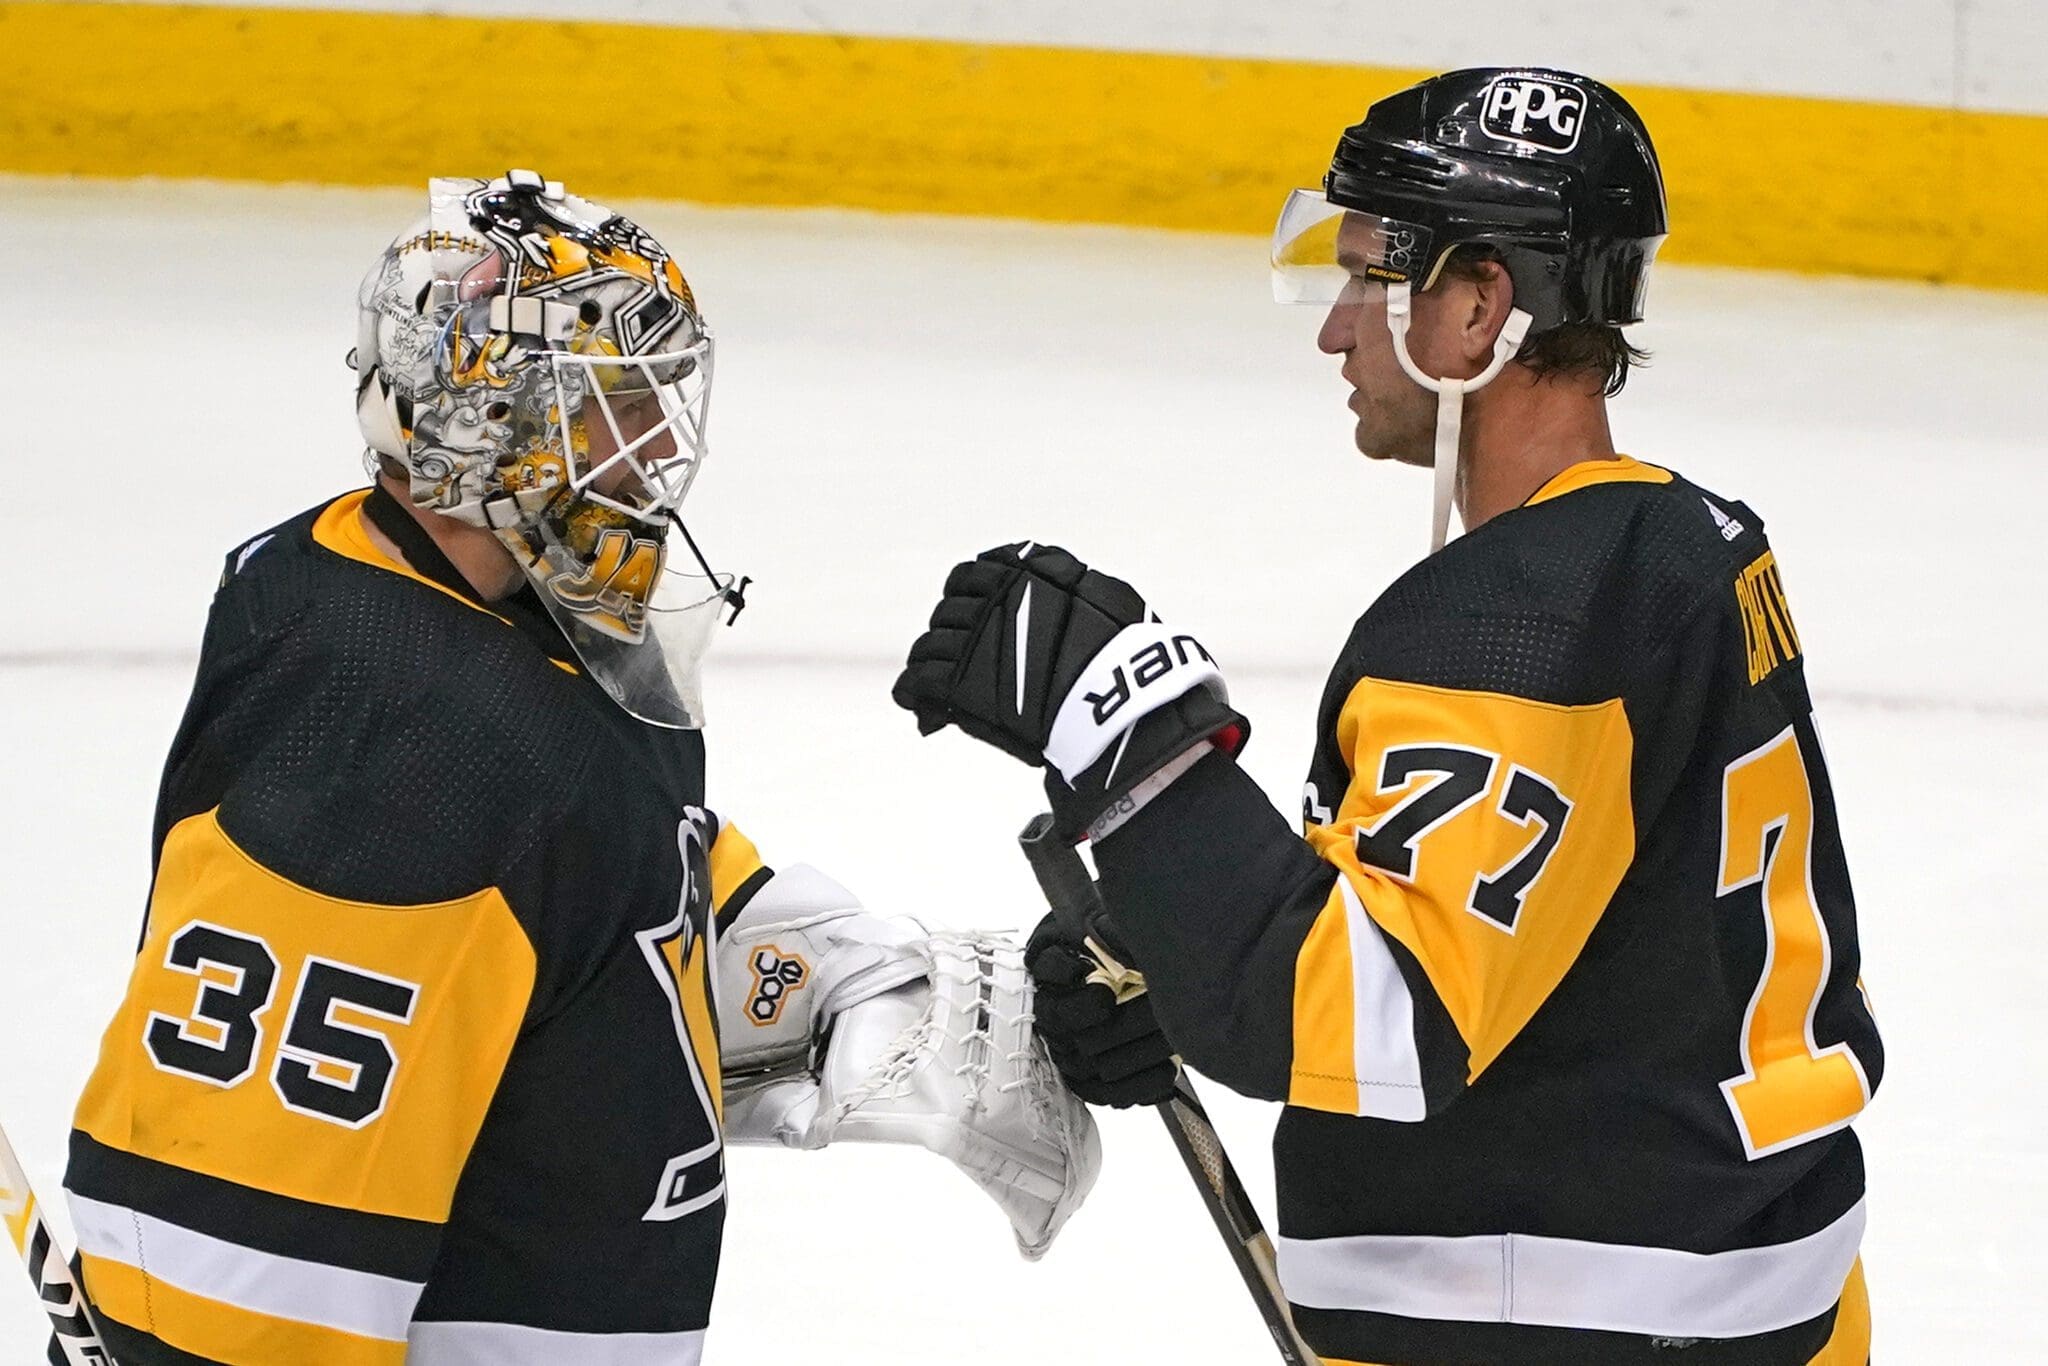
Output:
[{"xmin": 1, "ymin": 177, "xmax": 2043, "ymax": 1361}]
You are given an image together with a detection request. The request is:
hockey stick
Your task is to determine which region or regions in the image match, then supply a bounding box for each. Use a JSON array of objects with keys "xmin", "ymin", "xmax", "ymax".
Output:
[
  {"xmin": 0, "ymin": 1121, "xmax": 114, "ymax": 1364},
  {"xmin": 1018, "ymin": 815, "xmax": 1319, "ymax": 1366}
]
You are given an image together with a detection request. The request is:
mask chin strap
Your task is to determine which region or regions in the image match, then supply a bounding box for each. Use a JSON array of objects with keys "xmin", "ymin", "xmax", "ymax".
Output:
[
  {"xmin": 668, "ymin": 512, "xmax": 752, "ymax": 625},
  {"xmin": 1385, "ymin": 283, "xmax": 1534, "ymax": 553}
]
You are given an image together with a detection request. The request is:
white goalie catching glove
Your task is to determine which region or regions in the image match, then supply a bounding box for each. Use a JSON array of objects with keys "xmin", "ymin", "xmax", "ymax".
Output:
[{"xmin": 716, "ymin": 865, "xmax": 1100, "ymax": 1259}]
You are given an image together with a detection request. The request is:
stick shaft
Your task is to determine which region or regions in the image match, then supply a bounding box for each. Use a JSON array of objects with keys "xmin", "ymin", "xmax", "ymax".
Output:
[
  {"xmin": 1017, "ymin": 815, "xmax": 1319, "ymax": 1366},
  {"xmin": 1157, "ymin": 1085, "xmax": 1315, "ymax": 1366},
  {"xmin": 1018, "ymin": 814, "xmax": 1099, "ymax": 943},
  {"xmin": 0, "ymin": 1122, "xmax": 114, "ymax": 1364}
]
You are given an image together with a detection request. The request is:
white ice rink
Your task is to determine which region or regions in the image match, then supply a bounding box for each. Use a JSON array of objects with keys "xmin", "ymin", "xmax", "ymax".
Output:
[{"xmin": 3, "ymin": 177, "xmax": 2045, "ymax": 1361}]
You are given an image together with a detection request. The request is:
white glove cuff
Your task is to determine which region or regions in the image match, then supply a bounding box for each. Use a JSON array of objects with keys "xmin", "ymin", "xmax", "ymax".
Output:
[{"xmin": 1044, "ymin": 621, "xmax": 1227, "ymax": 783}]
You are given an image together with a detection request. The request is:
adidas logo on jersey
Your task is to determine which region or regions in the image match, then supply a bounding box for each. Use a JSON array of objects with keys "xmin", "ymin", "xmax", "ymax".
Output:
[
  {"xmin": 1702, "ymin": 497, "xmax": 1746, "ymax": 542},
  {"xmin": 221, "ymin": 533, "xmax": 276, "ymax": 586}
]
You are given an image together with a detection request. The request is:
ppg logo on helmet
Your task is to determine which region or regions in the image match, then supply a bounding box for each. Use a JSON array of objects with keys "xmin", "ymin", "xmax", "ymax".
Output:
[{"xmin": 1480, "ymin": 76, "xmax": 1587, "ymax": 155}]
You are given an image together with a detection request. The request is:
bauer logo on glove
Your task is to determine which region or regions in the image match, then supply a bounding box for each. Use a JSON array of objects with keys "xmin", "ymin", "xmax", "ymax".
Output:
[
  {"xmin": 1045, "ymin": 623, "xmax": 1222, "ymax": 782},
  {"xmin": 893, "ymin": 543, "xmax": 1248, "ymax": 841}
]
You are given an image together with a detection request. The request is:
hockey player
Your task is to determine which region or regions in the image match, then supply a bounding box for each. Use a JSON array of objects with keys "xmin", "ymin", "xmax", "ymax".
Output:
[
  {"xmin": 59, "ymin": 171, "xmax": 1097, "ymax": 1364},
  {"xmin": 895, "ymin": 70, "xmax": 1880, "ymax": 1364}
]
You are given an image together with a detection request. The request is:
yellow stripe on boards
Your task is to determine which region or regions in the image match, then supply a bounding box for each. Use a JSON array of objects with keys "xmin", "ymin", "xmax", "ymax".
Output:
[
  {"xmin": 1, "ymin": 3, "xmax": 2042, "ymax": 292},
  {"xmin": 0, "ymin": 3, "xmax": 1398, "ymax": 226},
  {"xmin": 1628, "ymin": 86, "xmax": 2048, "ymax": 289}
]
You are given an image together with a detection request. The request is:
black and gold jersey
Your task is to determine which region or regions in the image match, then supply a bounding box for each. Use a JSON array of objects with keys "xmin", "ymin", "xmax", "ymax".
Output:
[
  {"xmin": 64, "ymin": 488, "xmax": 769, "ymax": 1365},
  {"xmin": 1094, "ymin": 458, "xmax": 1883, "ymax": 1365}
]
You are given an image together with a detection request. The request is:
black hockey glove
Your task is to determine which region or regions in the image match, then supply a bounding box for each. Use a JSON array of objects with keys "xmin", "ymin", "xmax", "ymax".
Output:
[
  {"xmin": 1025, "ymin": 913, "xmax": 1178, "ymax": 1109},
  {"xmin": 892, "ymin": 543, "xmax": 1247, "ymax": 841}
]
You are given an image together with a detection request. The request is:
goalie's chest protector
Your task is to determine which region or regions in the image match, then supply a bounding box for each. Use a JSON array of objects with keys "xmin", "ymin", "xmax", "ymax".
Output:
[
  {"xmin": 1275, "ymin": 459, "xmax": 1882, "ymax": 1364},
  {"xmin": 65, "ymin": 491, "xmax": 730, "ymax": 1364}
]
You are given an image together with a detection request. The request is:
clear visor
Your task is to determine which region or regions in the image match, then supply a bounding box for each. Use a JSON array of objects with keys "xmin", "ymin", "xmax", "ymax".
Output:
[
  {"xmin": 439, "ymin": 297, "xmax": 734, "ymax": 730},
  {"xmin": 522, "ymin": 513, "xmax": 735, "ymax": 730},
  {"xmin": 1271, "ymin": 188, "xmax": 1437, "ymax": 303}
]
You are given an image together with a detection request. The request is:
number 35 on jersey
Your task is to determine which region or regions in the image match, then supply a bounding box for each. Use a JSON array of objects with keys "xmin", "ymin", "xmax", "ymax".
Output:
[{"xmin": 74, "ymin": 810, "xmax": 537, "ymax": 1216}]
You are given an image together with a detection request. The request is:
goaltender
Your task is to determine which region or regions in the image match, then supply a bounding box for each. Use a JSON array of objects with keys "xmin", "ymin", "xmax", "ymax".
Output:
[
  {"xmin": 896, "ymin": 70, "xmax": 1880, "ymax": 1364},
  {"xmin": 60, "ymin": 171, "xmax": 1095, "ymax": 1365}
]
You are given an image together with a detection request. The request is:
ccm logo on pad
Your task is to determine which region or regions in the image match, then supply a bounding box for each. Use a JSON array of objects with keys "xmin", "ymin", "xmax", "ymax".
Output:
[{"xmin": 1480, "ymin": 76, "xmax": 1587, "ymax": 154}]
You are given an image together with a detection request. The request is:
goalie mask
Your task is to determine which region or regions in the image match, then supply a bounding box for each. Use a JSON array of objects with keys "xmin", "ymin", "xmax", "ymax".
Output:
[{"xmin": 353, "ymin": 170, "xmax": 739, "ymax": 728}]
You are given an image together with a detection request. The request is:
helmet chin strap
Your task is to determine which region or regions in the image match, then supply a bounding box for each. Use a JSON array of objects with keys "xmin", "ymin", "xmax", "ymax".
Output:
[{"xmin": 1384, "ymin": 283, "xmax": 1534, "ymax": 553}]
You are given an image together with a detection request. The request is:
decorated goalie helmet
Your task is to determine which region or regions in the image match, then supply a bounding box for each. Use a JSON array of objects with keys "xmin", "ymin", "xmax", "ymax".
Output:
[{"xmin": 353, "ymin": 169, "xmax": 737, "ymax": 728}]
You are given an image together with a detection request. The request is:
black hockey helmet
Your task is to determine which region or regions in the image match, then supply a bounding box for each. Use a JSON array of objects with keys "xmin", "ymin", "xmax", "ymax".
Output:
[{"xmin": 1317, "ymin": 68, "xmax": 1667, "ymax": 332}]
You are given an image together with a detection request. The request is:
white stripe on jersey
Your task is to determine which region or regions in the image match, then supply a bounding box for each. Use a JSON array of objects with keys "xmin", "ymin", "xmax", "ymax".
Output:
[
  {"xmin": 1275, "ymin": 1197, "xmax": 1865, "ymax": 1338},
  {"xmin": 1338, "ymin": 878, "xmax": 1428, "ymax": 1121},
  {"xmin": 409, "ymin": 1319, "xmax": 708, "ymax": 1363},
  {"xmin": 68, "ymin": 1192, "xmax": 423, "ymax": 1340}
]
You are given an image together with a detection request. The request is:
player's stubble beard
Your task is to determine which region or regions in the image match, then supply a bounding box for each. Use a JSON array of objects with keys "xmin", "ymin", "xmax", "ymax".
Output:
[
  {"xmin": 1339, "ymin": 296, "xmax": 1437, "ymax": 470},
  {"xmin": 1345, "ymin": 371, "xmax": 1436, "ymax": 469}
]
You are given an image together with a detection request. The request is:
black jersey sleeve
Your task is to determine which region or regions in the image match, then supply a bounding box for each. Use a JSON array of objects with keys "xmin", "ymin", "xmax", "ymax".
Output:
[
  {"xmin": 406, "ymin": 799, "xmax": 730, "ymax": 1352},
  {"xmin": 1093, "ymin": 655, "xmax": 1657, "ymax": 1120},
  {"xmin": 1091, "ymin": 474, "xmax": 1746, "ymax": 1120},
  {"xmin": 1692, "ymin": 542, "xmax": 1885, "ymax": 1161}
]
